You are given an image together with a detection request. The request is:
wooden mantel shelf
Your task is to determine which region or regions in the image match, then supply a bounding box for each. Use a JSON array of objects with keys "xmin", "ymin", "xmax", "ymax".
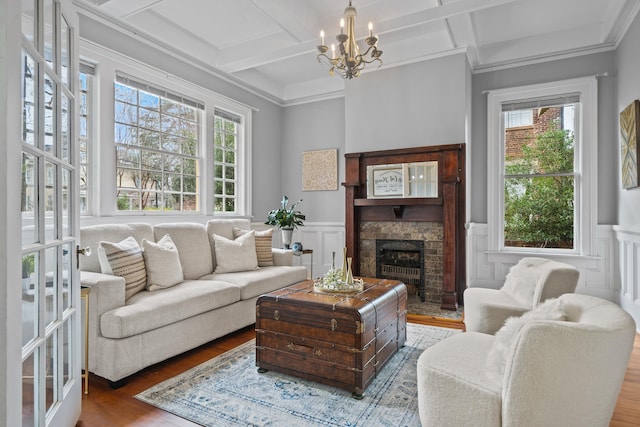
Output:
[{"xmin": 353, "ymin": 197, "xmax": 444, "ymax": 207}]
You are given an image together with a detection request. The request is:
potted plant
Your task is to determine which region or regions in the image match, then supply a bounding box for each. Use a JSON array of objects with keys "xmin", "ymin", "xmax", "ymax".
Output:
[{"xmin": 265, "ymin": 196, "xmax": 305, "ymax": 249}]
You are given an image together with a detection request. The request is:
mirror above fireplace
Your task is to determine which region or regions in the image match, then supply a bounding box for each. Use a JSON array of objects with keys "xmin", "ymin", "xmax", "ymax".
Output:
[{"xmin": 366, "ymin": 161, "xmax": 438, "ymax": 199}]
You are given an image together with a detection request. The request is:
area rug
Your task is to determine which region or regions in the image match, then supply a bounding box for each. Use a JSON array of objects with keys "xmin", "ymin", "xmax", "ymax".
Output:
[{"xmin": 136, "ymin": 324, "xmax": 460, "ymax": 427}]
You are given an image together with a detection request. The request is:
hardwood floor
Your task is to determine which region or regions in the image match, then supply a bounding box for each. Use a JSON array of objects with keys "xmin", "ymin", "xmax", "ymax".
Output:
[{"xmin": 76, "ymin": 318, "xmax": 640, "ymax": 427}]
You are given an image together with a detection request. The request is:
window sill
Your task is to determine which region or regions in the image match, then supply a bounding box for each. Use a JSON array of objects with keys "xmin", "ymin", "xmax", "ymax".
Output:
[{"xmin": 485, "ymin": 250, "xmax": 601, "ymax": 269}]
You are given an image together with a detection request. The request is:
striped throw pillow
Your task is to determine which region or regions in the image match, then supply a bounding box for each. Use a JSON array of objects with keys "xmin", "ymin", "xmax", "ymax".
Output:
[
  {"xmin": 99, "ymin": 236, "xmax": 147, "ymax": 300},
  {"xmin": 233, "ymin": 228, "xmax": 274, "ymax": 267}
]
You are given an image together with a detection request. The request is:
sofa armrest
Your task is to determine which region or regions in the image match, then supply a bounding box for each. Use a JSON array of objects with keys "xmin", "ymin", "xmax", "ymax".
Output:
[
  {"xmin": 272, "ymin": 248, "xmax": 293, "ymax": 266},
  {"xmin": 80, "ymin": 271, "xmax": 126, "ymax": 372}
]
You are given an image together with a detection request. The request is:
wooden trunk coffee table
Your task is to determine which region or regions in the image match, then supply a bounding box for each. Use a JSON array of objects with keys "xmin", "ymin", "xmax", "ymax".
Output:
[{"xmin": 255, "ymin": 277, "xmax": 407, "ymax": 398}]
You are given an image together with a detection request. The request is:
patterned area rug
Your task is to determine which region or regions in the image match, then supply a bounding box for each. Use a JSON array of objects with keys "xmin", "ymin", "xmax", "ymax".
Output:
[{"xmin": 136, "ymin": 324, "xmax": 460, "ymax": 427}]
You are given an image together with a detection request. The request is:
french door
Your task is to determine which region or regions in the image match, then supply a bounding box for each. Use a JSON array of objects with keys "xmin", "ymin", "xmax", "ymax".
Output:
[{"xmin": 20, "ymin": 0, "xmax": 80, "ymax": 425}]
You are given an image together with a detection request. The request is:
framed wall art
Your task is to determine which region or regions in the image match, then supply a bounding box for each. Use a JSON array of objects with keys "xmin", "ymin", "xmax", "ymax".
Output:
[
  {"xmin": 620, "ymin": 99, "xmax": 640, "ymax": 189},
  {"xmin": 302, "ymin": 148, "xmax": 338, "ymax": 191}
]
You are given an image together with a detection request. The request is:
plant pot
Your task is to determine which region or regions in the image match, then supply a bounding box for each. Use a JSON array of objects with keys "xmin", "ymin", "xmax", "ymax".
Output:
[{"xmin": 281, "ymin": 228, "xmax": 294, "ymax": 249}]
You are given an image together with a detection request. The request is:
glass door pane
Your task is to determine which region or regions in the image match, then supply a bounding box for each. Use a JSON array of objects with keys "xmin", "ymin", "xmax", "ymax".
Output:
[{"xmin": 21, "ymin": 0, "xmax": 80, "ymax": 425}]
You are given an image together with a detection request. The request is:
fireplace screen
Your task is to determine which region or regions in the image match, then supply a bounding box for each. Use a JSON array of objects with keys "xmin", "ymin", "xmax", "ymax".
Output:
[{"xmin": 376, "ymin": 239, "xmax": 425, "ymax": 301}]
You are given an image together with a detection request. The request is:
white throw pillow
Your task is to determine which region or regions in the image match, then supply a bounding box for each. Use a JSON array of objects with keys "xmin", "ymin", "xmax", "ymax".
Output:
[
  {"xmin": 98, "ymin": 236, "xmax": 147, "ymax": 300},
  {"xmin": 142, "ymin": 234, "xmax": 184, "ymax": 291},
  {"xmin": 487, "ymin": 298, "xmax": 567, "ymax": 382},
  {"xmin": 233, "ymin": 227, "xmax": 274, "ymax": 267},
  {"xmin": 213, "ymin": 231, "xmax": 259, "ymax": 273}
]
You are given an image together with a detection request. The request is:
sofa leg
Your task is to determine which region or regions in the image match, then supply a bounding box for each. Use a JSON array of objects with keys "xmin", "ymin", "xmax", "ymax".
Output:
[{"xmin": 108, "ymin": 378, "xmax": 128, "ymax": 389}]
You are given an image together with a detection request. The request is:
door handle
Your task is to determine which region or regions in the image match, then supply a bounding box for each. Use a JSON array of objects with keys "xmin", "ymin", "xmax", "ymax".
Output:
[{"xmin": 76, "ymin": 245, "xmax": 92, "ymax": 265}]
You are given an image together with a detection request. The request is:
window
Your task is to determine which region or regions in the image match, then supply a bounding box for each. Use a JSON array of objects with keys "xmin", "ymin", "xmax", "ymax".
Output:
[
  {"xmin": 114, "ymin": 74, "xmax": 203, "ymax": 212},
  {"xmin": 214, "ymin": 109, "xmax": 241, "ymax": 213},
  {"xmin": 79, "ymin": 63, "xmax": 94, "ymax": 214},
  {"xmin": 504, "ymin": 109, "xmax": 533, "ymax": 128},
  {"xmin": 487, "ymin": 77, "xmax": 597, "ymax": 256}
]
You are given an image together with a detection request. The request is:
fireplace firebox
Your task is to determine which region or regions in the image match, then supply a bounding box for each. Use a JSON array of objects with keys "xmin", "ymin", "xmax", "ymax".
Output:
[{"xmin": 376, "ymin": 239, "xmax": 425, "ymax": 301}]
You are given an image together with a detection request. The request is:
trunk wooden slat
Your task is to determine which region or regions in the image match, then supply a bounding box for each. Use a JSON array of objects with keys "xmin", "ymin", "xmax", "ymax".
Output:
[{"xmin": 255, "ymin": 278, "xmax": 407, "ymax": 397}]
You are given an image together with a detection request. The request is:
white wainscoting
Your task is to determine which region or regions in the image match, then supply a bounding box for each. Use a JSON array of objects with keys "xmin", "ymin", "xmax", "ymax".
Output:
[
  {"xmin": 613, "ymin": 225, "xmax": 640, "ymax": 329},
  {"xmin": 466, "ymin": 223, "xmax": 616, "ymax": 298},
  {"xmin": 467, "ymin": 223, "xmax": 640, "ymax": 330},
  {"xmin": 257, "ymin": 222, "xmax": 346, "ymax": 279}
]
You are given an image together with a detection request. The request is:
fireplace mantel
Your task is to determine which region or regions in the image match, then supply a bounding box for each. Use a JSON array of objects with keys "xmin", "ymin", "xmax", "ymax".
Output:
[{"xmin": 343, "ymin": 144, "xmax": 466, "ymax": 310}]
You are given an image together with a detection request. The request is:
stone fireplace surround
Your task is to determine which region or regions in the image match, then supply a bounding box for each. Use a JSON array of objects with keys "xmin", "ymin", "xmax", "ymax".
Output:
[{"xmin": 359, "ymin": 221, "xmax": 443, "ymax": 304}]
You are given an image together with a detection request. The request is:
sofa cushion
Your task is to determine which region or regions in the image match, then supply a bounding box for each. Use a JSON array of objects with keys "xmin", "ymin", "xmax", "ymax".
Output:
[
  {"xmin": 142, "ymin": 234, "xmax": 184, "ymax": 291},
  {"xmin": 98, "ymin": 236, "xmax": 147, "ymax": 300},
  {"xmin": 233, "ymin": 227, "xmax": 274, "ymax": 267},
  {"xmin": 206, "ymin": 219, "xmax": 251, "ymax": 268},
  {"xmin": 100, "ymin": 280, "xmax": 241, "ymax": 339},
  {"xmin": 80, "ymin": 223, "xmax": 154, "ymax": 273},
  {"xmin": 203, "ymin": 265, "xmax": 308, "ymax": 300},
  {"xmin": 213, "ymin": 231, "xmax": 259, "ymax": 273},
  {"xmin": 153, "ymin": 223, "xmax": 213, "ymax": 280}
]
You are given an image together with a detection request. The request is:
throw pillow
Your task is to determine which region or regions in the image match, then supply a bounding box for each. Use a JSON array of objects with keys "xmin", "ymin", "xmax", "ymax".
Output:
[
  {"xmin": 487, "ymin": 298, "xmax": 567, "ymax": 382},
  {"xmin": 142, "ymin": 234, "xmax": 184, "ymax": 291},
  {"xmin": 98, "ymin": 236, "xmax": 147, "ymax": 300},
  {"xmin": 233, "ymin": 227, "xmax": 274, "ymax": 267},
  {"xmin": 213, "ymin": 231, "xmax": 259, "ymax": 273}
]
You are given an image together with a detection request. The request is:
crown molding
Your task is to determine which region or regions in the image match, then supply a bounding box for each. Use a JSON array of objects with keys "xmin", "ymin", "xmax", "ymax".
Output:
[{"xmin": 72, "ymin": 0, "xmax": 285, "ymax": 106}]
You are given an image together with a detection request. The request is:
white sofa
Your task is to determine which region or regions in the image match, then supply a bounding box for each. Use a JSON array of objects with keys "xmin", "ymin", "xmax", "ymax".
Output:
[
  {"xmin": 80, "ymin": 219, "xmax": 307, "ymax": 385},
  {"xmin": 417, "ymin": 293, "xmax": 637, "ymax": 427}
]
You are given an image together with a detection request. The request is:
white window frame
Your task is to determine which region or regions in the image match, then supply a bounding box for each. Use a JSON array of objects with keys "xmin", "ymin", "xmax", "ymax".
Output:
[
  {"xmin": 207, "ymin": 101, "xmax": 252, "ymax": 216},
  {"xmin": 79, "ymin": 62, "xmax": 95, "ymax": 215},
  {"xmin": 78, "ymin": 43, "xmax": 253, "ymax": 218},
  {"xmin": 487, "ymin": 77, "xmax": 598, "ymax": 262},
  {"xmin": 113, "ymin": 74, "xmax": 204, "ymax": 213}
]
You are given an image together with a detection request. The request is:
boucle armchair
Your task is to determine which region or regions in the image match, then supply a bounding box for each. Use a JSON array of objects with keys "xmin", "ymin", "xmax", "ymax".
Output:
[
  {"xmin": 417, "ymin": 293, "xmax": 636, "ymax": 427},
  {"xmin": 464, "ymin": 257, "xmax": 579, "ymax": 334}
]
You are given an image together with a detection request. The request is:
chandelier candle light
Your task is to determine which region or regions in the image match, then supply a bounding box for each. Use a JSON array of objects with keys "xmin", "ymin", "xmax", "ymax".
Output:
[{"xmin": 317, "ymin": 1, "xmax": 382, "ymax": 79}]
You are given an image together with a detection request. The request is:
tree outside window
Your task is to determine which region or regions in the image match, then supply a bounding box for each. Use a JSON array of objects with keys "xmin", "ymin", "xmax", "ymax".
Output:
[
  {"xmin": 114, "ymin": 77, "xmax": 201, "ymax": 212},
  {"xmin": 213, "ymin": 109, "xmax": 240, "ymax": 213},
  {"xmin": 503, "ymin": 106, "xmax": 575, "ymax": 249}
]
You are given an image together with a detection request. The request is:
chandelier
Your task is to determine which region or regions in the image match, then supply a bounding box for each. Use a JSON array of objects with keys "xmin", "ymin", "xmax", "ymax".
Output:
[{"xmin": 316, "ymin": 1, "xmax": 382, "ymax": 79}]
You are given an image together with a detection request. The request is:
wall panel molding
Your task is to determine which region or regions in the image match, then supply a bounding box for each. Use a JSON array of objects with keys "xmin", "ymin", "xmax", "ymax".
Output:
[
  {"xmin": 613, "ymin": 225, "xmax": 640, "ymax": 330},
  {"xmin": 467, "ymin": 223, "xmax": 616, "ymax": 300}
]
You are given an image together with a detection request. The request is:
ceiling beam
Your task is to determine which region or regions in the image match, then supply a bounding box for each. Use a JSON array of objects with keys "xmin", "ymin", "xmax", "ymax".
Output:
[
  {"xmin": 248, "ymin": 0, "xmax": 321, "ymax": 43},
  {"xmin": 98, "ymin": 0, "xmax": 165, "ymax": 18},
  {"xmin": 221, "ymin": 0, "xmax": 521, "ymax": 73}
]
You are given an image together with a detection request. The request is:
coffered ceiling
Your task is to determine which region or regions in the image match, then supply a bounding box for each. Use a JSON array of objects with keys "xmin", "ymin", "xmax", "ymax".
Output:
[{"xmin": 74, "ymin": 0, "xmax": 640, "ymax": 104}]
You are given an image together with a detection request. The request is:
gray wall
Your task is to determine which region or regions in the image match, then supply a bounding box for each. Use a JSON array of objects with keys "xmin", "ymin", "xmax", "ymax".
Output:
[
  {"xmin": 79, "ymin": 14, "xmax": 285, "ymax": 219},
  {"xmin": 282, "ymin": 97, "xmax": 346, "ymax": 222},
  {"xmin": 616, "ymin": 11, "xmax": 640, "ymax": 227},
  {"xmin": 282, "ymin": 54, "xmax": 470, "ymax": 223},
  {"xmin": 344, "ymin": 53, "xmax": 468, "ymax": 153},
  {"xmin": 471, "ymin": 51, "xmax": 618, "ymax": 224}
]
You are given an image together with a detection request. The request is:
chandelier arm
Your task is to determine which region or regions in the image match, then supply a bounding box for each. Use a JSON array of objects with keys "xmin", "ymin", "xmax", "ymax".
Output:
[{"xmin": 354, "ymin": 54, "xmax": 382, "ymax": 66}]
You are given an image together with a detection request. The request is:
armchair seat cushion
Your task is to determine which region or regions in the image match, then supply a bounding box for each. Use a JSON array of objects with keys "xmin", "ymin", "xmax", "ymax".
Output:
[
  {"xmin": 100, "ymin": 280, "xmax": 241, "ymax": 339},
  {"xmin": 463, "ymin": 287, "xmax": 529, "ymax": 335}
]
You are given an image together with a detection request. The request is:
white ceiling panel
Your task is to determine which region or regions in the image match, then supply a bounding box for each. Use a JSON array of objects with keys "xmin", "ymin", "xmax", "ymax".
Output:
[
  {"xmin": 74, "ymin": 0, "xmax": 640, "ymax": 103},
  {"xmin": 472, "ymin": 0, "xmax": 611, "ymax": 46}
]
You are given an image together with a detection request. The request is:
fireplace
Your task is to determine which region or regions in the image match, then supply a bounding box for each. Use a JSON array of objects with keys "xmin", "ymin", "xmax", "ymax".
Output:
[
  {"xmin": 343, "ymin": 144, "xmax": 466, "ymax": 310},
  {"xmin": 376, "ymin": 239, "xmax": 425, "ymax": 301}
]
